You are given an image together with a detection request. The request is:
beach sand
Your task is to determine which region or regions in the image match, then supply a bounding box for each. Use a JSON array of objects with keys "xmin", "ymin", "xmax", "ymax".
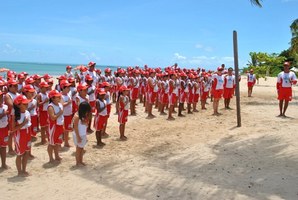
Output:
[{"xmin": 1, "ymin": 76, "xmax": 298, "ymax": 200}]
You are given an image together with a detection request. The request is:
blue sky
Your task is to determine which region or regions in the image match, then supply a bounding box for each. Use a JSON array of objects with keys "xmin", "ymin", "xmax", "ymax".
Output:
[{"xmin": 0, "ymin": 0, "xmax": 297, "ymax": 69}]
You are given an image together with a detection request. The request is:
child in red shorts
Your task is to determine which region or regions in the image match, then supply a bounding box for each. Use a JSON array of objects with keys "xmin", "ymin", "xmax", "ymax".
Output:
[
  {"xmin": 12, "ymin": 95, "xmax": 31, "ymax": 176},
  {"xmin": 94, "ymin": 88, "xmax": 107, "ymax": 146},
  {"xmin": 118, "ymin": 86, "xmax": 130, "ymax": 140},
  {"xmin": 37, "ymin": 82, "xmax": 50, "ymax": 144},
  {"xmin": 61, "ymin": 80, "xmax": 72, "ymax": 147},
  {"xmin": 0, "ymin": 91, "xmax": 9, "ymax": 169}
]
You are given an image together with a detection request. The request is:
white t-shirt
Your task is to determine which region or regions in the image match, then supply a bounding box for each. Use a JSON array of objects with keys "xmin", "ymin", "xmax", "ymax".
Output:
[{"xmin": 277, "ymin": 71, "xmax": 297, "ymax": 88}]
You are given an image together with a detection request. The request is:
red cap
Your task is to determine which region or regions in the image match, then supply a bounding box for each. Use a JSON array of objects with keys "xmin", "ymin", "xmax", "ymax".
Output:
[
  {"xmin": 102, "ymin": 82, "xmax": 110, "ymax": 87},
  {"xmin": 88, "ymin": 61, "xmax": 96, "ymax": 66},
  {"xmin": 77, "ymin": 83, "xmax": 88, "ymax": 91},
  {"xmin": 48, "ymin": 90, "xmax": 62, "ymax": 98},
  {"xmin": 66, "ymin": 65, "xmax": 72, "ymax": 69},
  {"xmin": 33, "ymin": 74, "xmax": 42, "ymax": 80},
  {"xmin": 85, "ymin": 74, "xmax": 93, "ymax": 81},
  {"xmin": 17, "ymin": 74, "xmax": 25, "ymax": 79},
  {"xmin": 217, "ymin": 66, "xmax": 224, "ymax": 71},
  {"xmin": 7, "ymin": 79, "xmax": 18, "ymax": 85},
  {"xmin": 80, "ymin": 66, "xmax": 88, "ymax": 72},
  {"xmin": 119, "ymin": 85, "xmax": 130, "ymax": 92},
  {"xmin": 96, "ymin": 69, "xmax": 101, "ymax": 73},
  {"xmin": 68, "ymin": 77, "xmax": 75, "ymax": 83},
  {"xmin": 105, "ymin": 68, "xmax": 111, "ymax": 73},
  {"xmin": 47, "ymin": 79, "xmax": 54, "ymax": 84},
  {"xmin": 22, "ymin": 72, "xmax": 28, "ymax": 75},
  {"xmin": 25, "ymin": 78, "xmax": 35, "ymax": 84},
  {"xmin": 57, "ymin": 75, "xmax": 67, "ymax": 80},
  {"xmin": 283, "ymin": 62, "xmax": 290, "ymax": 66},
  {"xmin": 14, "ymin": 95, "xmax": 30, "ymax": 105},
  {"xmin": 43, "ymin": 74, "xmax": 52, "ymax": 80},
  {"xmin": 39, "ymin": 81, "xmax": 49, "ymax": 88},
  {"xmin": 23, "ymin": 84, "xmax": 35, "ymax": 92},
  {"xmin": 60, "ymin": 80, "xmax": 71, "ymax": 88},
  {"xmin": 134, "ymin": 70, "xmax": 140, "ymax": 74},
  {"xmin": 96, "ymin": 88, "xmax": 106, "ymax": 95},
  {"xmin": 0, "ymin": 80, "xmax": 5, "ymax": 86}
]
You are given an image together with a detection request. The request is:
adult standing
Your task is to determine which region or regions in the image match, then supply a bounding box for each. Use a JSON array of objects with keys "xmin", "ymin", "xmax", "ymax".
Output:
[{"xmin": 276, "ymin": 62, "xmax": 297, "ymax": 117}]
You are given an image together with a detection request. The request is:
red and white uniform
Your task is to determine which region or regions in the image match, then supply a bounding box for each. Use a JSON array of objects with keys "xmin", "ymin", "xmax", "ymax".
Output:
[
  {"xmin": 168, "ymin": 79, "xmax": 177, "ymax": 105},
  {"xmin": 193, "ymin": 81, "xmax": 200, "ymax": 103},
  {"xmin": 212, "ymin": 74, "xmax": 224, "ymax": 99},
  {"xmin": 179, "ymin": 80, "xmax": 186, "ymax": 103},
  {"xmin": 247, "ymin": 73, "xmax": 256, "ymax": 87},
  {"xmin": 223, "ymin": 75, "xmax": 236, "ymax": 99},
  {"xmin": 70, "ymin": 86, "xmax": 77, "ymax": 114},
  {"xmin": 76, "ymin": 95, "xmax": 89, "ymax": 107},
  {"xmin": 7, "ymin": 92, "xmax": 19, "ymax": 131},
  {"xmin": 105, "ymin": 91, "xmax": 112, "ymax": 117},
  {"xmin": 118, "ymin": 96, "xmax": 129, "ymax": 124},
  {"xmin": 62, "ymin": 93, "xmax": 73, "ymax": 131},
  {"xmin": 130, "ymin": 77, "xmax": 139, "ymax": 100},
  {"xmin": 87, "ymin": 85, "xmax": 96, "ymax": 113},
  {"xmin": 14, "ymin": 111, "xmax": 31, "ymax": 155},
  {"xmin": 48, "ymin": 103, "xmax": 64, "ymax": 146},
  {"xmin": 147, "ymin": 77, "xmax": 156, "ymax": 104},
  {"xmin": 0, "ymin": 104, "xmax": 9, "ymax": 147},
  {"xmin": 28, "ymin": 99, "xmax": 38, "ymax": 137},
  {"xmin": 276, "ymin": 71, "xmax": 297, "ymax": 101},
  {"xmin": 94, "ymin": 99, "xmax": 107, "ymax": 131},
  {"xmin": 185, "ymin": 80, "xmax": 194, "ymax": 104},
  {"xmin": 201, "ymin": 80, "xmax": 211, "ymax": 101},
  {"xmin": 39, "ymin": 92, "xmax": 49, "ymax": 127}
]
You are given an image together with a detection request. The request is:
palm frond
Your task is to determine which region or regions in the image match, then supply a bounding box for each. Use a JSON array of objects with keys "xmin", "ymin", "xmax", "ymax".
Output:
[{"xmin": 250, "ymin": 0, "xmax": 262, "ymax": 7}]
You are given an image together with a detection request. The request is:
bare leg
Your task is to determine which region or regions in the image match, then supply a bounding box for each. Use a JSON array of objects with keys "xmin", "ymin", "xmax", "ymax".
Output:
[
  {"xmin": 279, "ymin": 100, "xmax": 283, "ymax": 116},
  {"xmin": 41, "ymin": 127, "xmax": 47, "ymax": 144},
  {"xmin": 16, "ymin": 155, "xmax": 22, "ymax": 176},
  {"xmin": 0, "ymin": 147, "xmax": 8, "ymax": 169},
  {"xmin": 22, "ymin": 152, "xmax": 30, "ymax": 176},
  {"xmin": 54, "ymin": 145, "xmax": 62, "ymax": 161},
  {"xmin": 8, "ymin": 133, "xmax": 14, "ymax": 155},
  {"xmin": 47, "ymin": 145, "xmax": 54, "ymax": 163},
  {"xmin": 64, "ymin": 131, "xmax": 70, "ymax": 147},
  {"xmin": 282, "ymin": 100, "xmax": 289, "ymax": 116}
]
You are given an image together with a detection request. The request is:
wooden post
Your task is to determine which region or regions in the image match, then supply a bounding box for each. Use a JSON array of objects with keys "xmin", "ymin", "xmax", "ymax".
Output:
[{"xmin": 233, "ymin": 31, "xmax": 241, "ymax": 127}]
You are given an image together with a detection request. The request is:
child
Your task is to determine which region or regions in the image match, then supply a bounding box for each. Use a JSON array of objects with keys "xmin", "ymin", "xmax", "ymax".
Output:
[
  {"xmin": 61, "ymin": 80, "xmax": 72, "ymax": 147},
  {"xmin": 247, "ymin": 69, "xmax": 256, "ymax": 97},
  {"xmin": 118, "ymin": 86, "xmax": 130, "ymax": 140},
  {"xmin": 223, "ymin": 68, "xmax": 236, "ymax": 109},
  {"xmin": 12, "ymin": 95, "xmax": 31, "ymax": 176},
  {"xmin": 102, "ymin": 82, "xmax": 111, "ymax": 137},
  {"xmin": 212, "ymin": 67, "xmax": 224, "ymax": 115},
  {"xmin": 73, "ymin": 102, "xmax": 91, "ymax": 166},
  {"xmin": 37, "ymin": 81, "xmax": 50, "ymax": 144},
  {"xmin": 0, "ymin": 91, "xmax": 9, "ymax": 169},
  {"xmin": 47, "ymin": 90, "xmax": 64, "ymax": 163},
  {"xmin": 64, "ymin": 65, "xmax": 74, "ymax": 78},
  {"xmin": 94, "ymin": 88, "xmax": 107, "ymax": 146},
  {"xmin": 23, "ymin": 85, "xmax": 37, "ymax": 159}
]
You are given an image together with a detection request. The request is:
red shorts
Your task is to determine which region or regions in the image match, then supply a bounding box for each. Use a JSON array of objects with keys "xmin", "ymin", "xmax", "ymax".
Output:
[
  {"xmin": 223, "ymin": 88, "xmax": 234, "ymax": 99},
  {"xmin": 278, "ymin": 87, "xmax": 292, "ymax": 101},
  {"xmin": 107, "ymin": 104, "xmax": 112, "ymax": 117},
  {"xmin": 14, "ymin": 128, "xmax": 31, "ymax": 156},
  {"xmin": 193, "ymin": 94, "xmax": 199, "ymax": 103},
  {"xmin": 247, "ymin": 82, "xmax": 254, "ymax": 87},
  {"xmin": 118, "ymin": 109, "xmax": 128, "ymax": 124},
  {"xmin": 89, "ymin": 101, "xmax": 96, "ymax": 113},
  {"xmin": 179, "ymin": 91, "xmax": 186, "ymax": 103},
  {"xmin": 162, "ymin": 93, "xmax": 169, "ymax": 104},
  {"xmin": 31, "ymin": 115, "xmax": 38, "ymax": 137},
  {"xmin": 201, "ymin": 91, "xmax": 209, "ymax": 100},
  {"xmin": 48, "ymin": 124, "xmax": 64, "ymax": 146},
  {"xmin": 213, "ymin": 89, "xmax": 223, "ymax": 99},
  {"xmin": 64, "ymin": 115, "xmax": 73, "ymax": 131},
  {"xmin": 147, "ymin": 91, "xmax": 156, "ymax": 104},
  {"xmin": 94, "ymin": 114, "xmax": 108, "ymax": 131},
  {"xmin": 169, "ymin": 93, "xmax": 177, "ymax": 105},
  {"xmin": 131, "ymin": 88, "xmax": 139, "ymax": 100},
  {"xmin": 186, "ymin": 93, "xmax": 194, "ymax": 104},
  {"xmin": 0, "ymin": 127, "xmax": 9, "ymax": 147},
  {"xmin": 39, "ymin": 111, "xmax": 48, "ymax": 127}
]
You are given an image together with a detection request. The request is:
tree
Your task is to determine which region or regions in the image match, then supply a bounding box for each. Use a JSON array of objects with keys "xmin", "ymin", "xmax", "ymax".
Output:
[{"xmin": 290, "ymin": 19, "xmax": 298, "ymax": 65}]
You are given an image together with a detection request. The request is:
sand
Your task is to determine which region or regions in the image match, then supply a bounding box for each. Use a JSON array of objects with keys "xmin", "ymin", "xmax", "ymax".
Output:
[{"xmin": 1, "ymin": 76, "xmax": 298, "ymax": 200}]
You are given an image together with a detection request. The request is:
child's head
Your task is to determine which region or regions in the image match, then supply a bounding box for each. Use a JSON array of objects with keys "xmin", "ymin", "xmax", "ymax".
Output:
[
  {"xmin": 102, "ymin": 82, "xmax": 110, "ymax": 91},
  {"xmin": 39, "ymin": 81, "xmax": 49, "ymax": 93},
  {"xmin": 48, "ymin": 90, "xmax": 62, "ymax": 104},
  {"xmin": 66, "ymin": 65, "xmax": 72, "ymax": 73},
  {"xmin": 60, "ymin": 80, "xmax": 71, "ymax": 94},
  {"xmin": 96, "ymin": 88, "xmax": 106, "ymax": 100},
  {"xmin": 13, "ymin": 95, "xmax": 30, "ymax": 121},
  {"xmin": 23, "ymin": 84, "xmax": 36, "ymax": 100},
  {"xmin": 85, "ymin": 75, "xmax": 93, "ymax": 86},
  {"xmin": 78, "ymin": 102, "xmax": 91, "ymax": 121},
  {"xmin": 7, "ymin": 79, "xmax": 18, "ymax": 93},
  {"xmin": 68, "ymin": 78, "xmax": 75, "ymax": 87},
  {"xmin": 77, "ymin": 83, "xmax": 88, "ymax": 98},
  {"xmin": 119, "ymin": 86, "xmax": 130, "ymax": 96}
]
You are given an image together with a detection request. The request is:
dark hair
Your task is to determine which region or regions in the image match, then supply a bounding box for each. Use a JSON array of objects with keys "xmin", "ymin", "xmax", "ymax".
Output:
[
  {"xmin": 117, "ymin": 91, "xmax": 123, "ymax": 103},
  {"xmin": 78, "ymin": 102, "xmax": 91, "ymax": 121},
  {"xmin": 14, "ymin": 104, "xmax": 21, "ymax": 122}
]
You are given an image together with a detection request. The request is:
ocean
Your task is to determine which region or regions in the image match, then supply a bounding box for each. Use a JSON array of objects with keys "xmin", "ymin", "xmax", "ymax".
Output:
[{"xmin": 0, "ymin": 61, "xmax": 122, "ymax": 77}]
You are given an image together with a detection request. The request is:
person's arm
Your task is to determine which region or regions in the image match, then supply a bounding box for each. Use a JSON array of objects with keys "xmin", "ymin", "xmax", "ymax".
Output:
[
  {"xmin": 11, "ymin": 115, "xmax": 29, "ymax": 132},
  {"xmin": 4, "ymin": 94, "xmax": 13, "ymax": 110},
  {"xmin": 73, "ymin": 115, "xmax": 81, "ymax": 143},
  {"xmin": 48, "ymin": 106, "xmax": 63, "ymax": 121},
  {"xmin": 62, "ymin": 97, "xmax": 72, "ymax": 107},
  {"xmin": 291, "ymin": 73, "xmax": 297, "ymax": 85}
]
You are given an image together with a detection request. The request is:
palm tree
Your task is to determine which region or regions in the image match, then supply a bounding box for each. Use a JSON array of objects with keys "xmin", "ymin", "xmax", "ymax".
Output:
[
  {"xmin": 250, "ymin": 0, "xmax": 262, "ymax": 7},
  {"xmin": 290, "ymin": 19, "xmax": 298, "ymax": 65}
]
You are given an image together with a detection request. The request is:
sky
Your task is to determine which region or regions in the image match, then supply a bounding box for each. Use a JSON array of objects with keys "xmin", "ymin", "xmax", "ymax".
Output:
[{"xmin": 0, "ymin": 0, "xmax": 297, "ymax": 70}]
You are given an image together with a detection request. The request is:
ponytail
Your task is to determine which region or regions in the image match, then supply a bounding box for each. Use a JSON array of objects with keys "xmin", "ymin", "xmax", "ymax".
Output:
[{"xmin": 14, "ymin": 104, "xmax": 20, "ymax": 122}]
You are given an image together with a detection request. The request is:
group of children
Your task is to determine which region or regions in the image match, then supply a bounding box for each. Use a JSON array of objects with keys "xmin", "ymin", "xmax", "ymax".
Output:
[{"xmin": 0, "ymin": 61, "xmax": 239, "ymax": 177}]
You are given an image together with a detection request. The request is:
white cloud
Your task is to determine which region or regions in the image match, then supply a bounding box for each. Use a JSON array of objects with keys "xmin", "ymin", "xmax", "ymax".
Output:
[
  {"xmin": 174, "ymin": 53, "xmax": 187, "ymax": 60},
  {"xmin": 281, "ymin": 0, "xmax": 298, "ymax": 2},
  {"xmin": 79, "ymin": 52, "xmax": 101, "ymax": 61},
  {"xmin": 0, "ymin": 43, "xmax": 20, "ymax": 54}
]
